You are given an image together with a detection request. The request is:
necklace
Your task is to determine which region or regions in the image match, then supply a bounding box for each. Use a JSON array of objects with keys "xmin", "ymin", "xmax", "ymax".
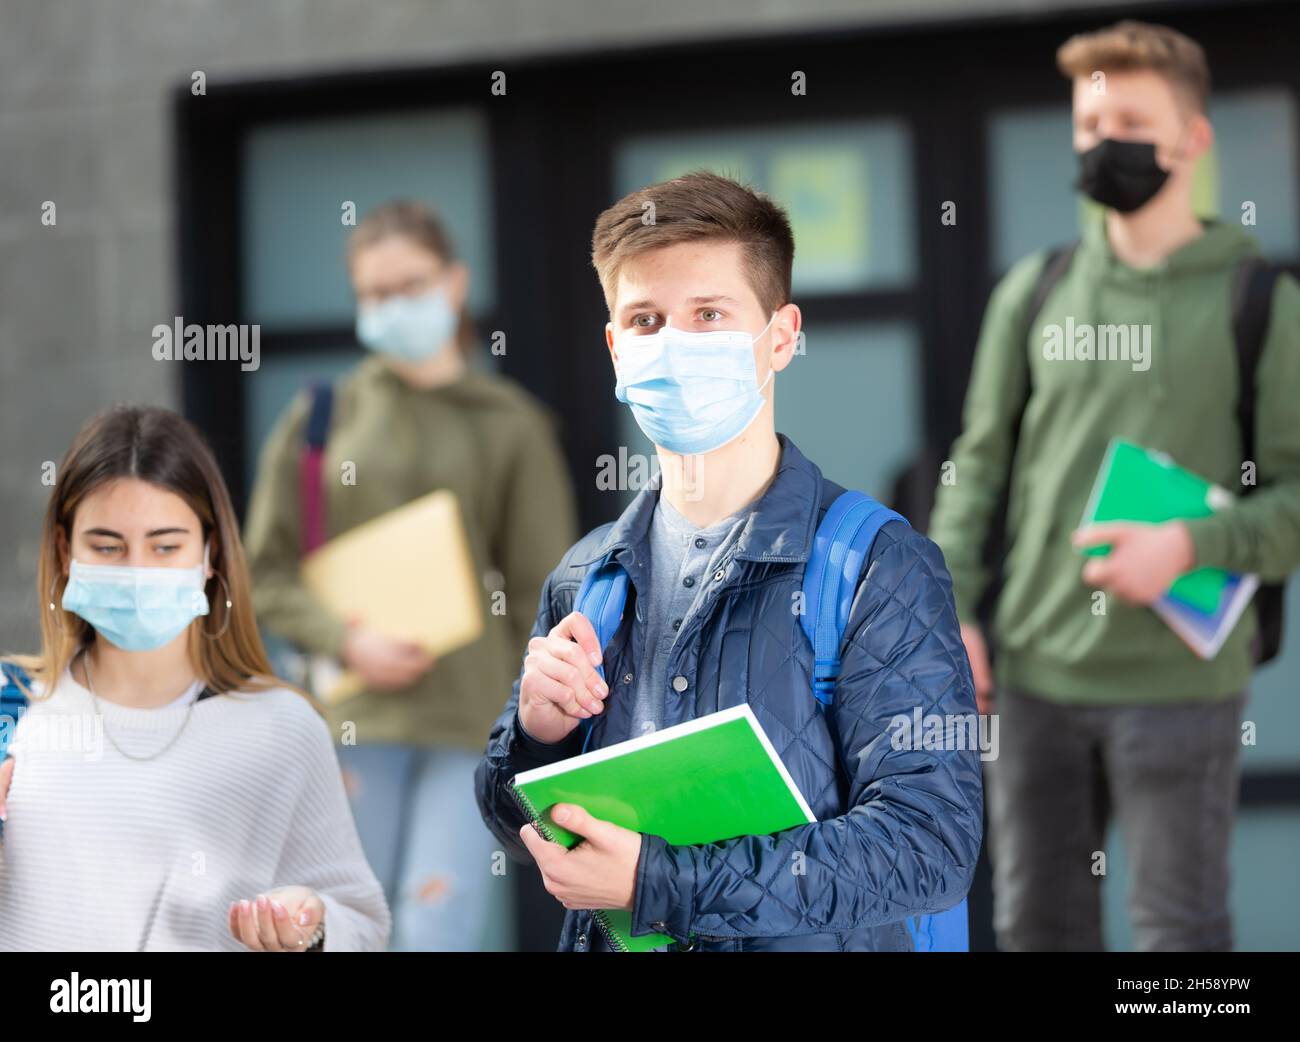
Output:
[{"xmin": 81, "ymin": 651, "xmax": 196, "ymax": 762}]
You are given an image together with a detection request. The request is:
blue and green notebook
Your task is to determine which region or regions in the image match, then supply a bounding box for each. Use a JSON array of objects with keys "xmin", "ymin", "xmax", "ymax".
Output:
[{"xmin": 1079, "ymin": 438, "xmax": 1258, "ymax": 658}]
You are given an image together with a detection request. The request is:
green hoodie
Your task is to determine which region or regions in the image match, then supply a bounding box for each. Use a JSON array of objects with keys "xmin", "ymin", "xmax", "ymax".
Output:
[{"xmin": 929, "ymin": 211, "xmax": 1300, "ymax": 704}]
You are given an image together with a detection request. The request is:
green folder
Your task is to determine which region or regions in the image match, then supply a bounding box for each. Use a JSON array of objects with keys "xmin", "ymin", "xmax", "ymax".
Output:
[
  {"xmin": 1078, "ymin": 438, "xmax": 1237, "ymax": 614},
  {"xmin": 510, "ymin": 704, "xmax": 815, "ymax": 952}
]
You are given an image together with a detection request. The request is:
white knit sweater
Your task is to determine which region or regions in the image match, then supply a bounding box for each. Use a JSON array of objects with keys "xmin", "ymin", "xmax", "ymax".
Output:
[{"xmin": 0, "ymin": 668, "xmax": 390, "ymax": 951}]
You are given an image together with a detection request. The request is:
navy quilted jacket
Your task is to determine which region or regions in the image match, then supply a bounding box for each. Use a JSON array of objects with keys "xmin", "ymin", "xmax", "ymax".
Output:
[{"xmin": 475, "ymin": 434, "xmax": 984, "ymax": 952}]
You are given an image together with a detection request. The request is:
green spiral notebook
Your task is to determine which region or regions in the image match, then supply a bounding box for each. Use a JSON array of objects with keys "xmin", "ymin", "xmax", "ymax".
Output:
[{"xmin": 510, "ymin": 704, "xmax": 815, "ymax": 952}]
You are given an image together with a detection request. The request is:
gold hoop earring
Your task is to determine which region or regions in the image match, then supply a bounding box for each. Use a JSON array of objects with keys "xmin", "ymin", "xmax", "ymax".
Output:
[{"xmin": 203, "ymin": 571, "xmax": 234, "ymax": 640}]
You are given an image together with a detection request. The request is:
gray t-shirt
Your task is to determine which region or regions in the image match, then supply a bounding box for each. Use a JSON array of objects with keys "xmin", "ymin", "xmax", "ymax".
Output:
[
  {"xmin": 629, "ymin": 492, "xmax": 751, "ymax": 738},
  {"xmin": 599, "ymin": 491, "xmax": 750, "ymax": 952}
]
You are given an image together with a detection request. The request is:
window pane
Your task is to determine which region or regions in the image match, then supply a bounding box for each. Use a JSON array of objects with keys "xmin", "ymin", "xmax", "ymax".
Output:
[
  {"xmin": 987, "ymin": 106, "xmax": 1078, "ymax": 272},
  {"xmin": 781, "ymin": 321, "xmax": 921, "ymax": 499},
  {"xmin": 1208, "ymin": 89, "xmax": 1299, "ymax": 258},
  {"xmin": 616, "ymin": 121, "xmax": 915, "ymax": 293},
  {"xmin": 241, "ymin": 108, "xmax": 494, "ymax": 330}
]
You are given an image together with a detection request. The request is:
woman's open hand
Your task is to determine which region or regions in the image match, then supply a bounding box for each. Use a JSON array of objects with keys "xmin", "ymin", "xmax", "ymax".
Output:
[{"xmin": 228, "ymin": 886, "xmax": 325, "ymax": 951}]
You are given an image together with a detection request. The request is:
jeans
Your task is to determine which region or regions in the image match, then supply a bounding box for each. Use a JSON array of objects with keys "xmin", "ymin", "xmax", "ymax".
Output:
[
  {"xmin": 336, "ymin": 743, "xmax": 514, "ymax": 951},
  {"xmin": 984, "ymin": 687, "xmax": 1246, "ymax": 952}
]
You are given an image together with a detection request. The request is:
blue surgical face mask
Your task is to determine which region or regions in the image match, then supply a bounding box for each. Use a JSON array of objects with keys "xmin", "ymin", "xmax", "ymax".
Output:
[
  {"xmin": 355, "ymin": 287, "xmax": 457, "ymax": 363},
  {"xmin": 61, "ymin": 545, "xmax": 211, "ymax": 652},
  {"xmin": 614, "ymin": 311, "xmax": 777, "ymax": 455}
]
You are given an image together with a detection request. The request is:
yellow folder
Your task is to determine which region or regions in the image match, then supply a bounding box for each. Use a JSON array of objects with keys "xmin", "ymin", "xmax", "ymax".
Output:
[{"xmin": 300, "ymin": 490, "xmax": 484, "ymax": 703}]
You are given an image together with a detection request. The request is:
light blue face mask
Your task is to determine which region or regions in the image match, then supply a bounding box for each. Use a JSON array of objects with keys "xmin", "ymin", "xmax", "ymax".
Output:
[
  {"xmin": 355, "ymin": 287, "xmax": 457, "ymax": 363},
  {"xmin": 614, "ymin": 311, "xmax": 777, "ymax": 455},
  {"xmin": 61, "ymin": 546, "xmax": 211, "ymax": 652}
]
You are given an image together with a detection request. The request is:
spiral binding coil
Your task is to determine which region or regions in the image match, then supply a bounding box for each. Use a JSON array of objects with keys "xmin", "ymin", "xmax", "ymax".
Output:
[{"xmin": 509, "ymin": 783, "xmax": 629, "ymax": 952}]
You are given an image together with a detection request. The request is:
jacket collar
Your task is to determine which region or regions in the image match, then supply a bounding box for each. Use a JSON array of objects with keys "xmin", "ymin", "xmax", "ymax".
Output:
[{"xmin": 572, "ymin": 433, "xmax": 824, "ymax": 569}]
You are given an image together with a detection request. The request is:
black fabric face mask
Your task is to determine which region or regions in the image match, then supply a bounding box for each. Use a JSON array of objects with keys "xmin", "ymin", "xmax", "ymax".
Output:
[{"xmin": 1074, "ymin": 138, "xmax": 1170, "ymax": 213}]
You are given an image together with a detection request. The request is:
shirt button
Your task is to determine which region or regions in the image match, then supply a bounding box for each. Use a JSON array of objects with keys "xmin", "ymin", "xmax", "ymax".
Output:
[
  {"xmin": 672, "ymin": 619, "xmax": 681, "ymax": 631},
  {"xmin": 577, "ymin": 933, "xmax": 588, "ymax": 947},
  {"xmin": 672, "ymin": 675, "xmax": 689, "ymax": 692},
  {"xmin": 653, "ymin": 920, "xmax": 667, "ymax": 931},
  {"xmin": 683, "ymin": 576, "xmax": 694, "ymax": 588},
  {"xmin": 622, "ymin": 672, "xmax": 634, "ymax": 684},
  {"xmin": 694, "ymin": 537, "xmax": 706, "ymax": 548},
  {"xmin": 713, "ymin": 569, "xmax": 725, "ymax": 582}
]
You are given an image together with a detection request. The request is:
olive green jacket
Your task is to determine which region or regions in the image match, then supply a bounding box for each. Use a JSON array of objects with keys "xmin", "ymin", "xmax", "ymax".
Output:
[{"xmin": 243, "ymin": 357, "xmax": 578, "ymax": 749}]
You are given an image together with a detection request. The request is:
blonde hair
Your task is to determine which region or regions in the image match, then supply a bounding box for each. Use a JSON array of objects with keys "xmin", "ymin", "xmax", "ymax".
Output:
[{"xmin": 1057, "ymin": 20, "xmax": 1210, "ymax": 113}]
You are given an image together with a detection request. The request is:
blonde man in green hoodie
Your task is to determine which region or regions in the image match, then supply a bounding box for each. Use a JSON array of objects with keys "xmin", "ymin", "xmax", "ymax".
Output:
[{"xmin": 929, "ymin": 21, "xmax": 1300, "ymax": 951}]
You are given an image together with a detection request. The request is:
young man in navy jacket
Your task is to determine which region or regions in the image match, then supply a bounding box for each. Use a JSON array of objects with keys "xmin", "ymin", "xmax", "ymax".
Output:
[{"xmin": 475, "ymin": 171, "xmax": 983, "ymax": 951}]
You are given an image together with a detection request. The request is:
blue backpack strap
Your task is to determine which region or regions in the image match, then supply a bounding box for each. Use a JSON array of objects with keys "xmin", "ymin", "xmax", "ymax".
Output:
[
  {"xmin": 1, "ymin": 662, "xmax": 31, "ymax": 761},
  {"xmin": 572, "ymin": 558, "xmax": 630, "ymax": 754},
  {"xmin": 802, "ymin": 490, "xmax": 969, "ymax": 953},
  {"xmin": 0, "ymin": 665, "xmax": 29, "ymax": 837},
  {"xmin": 304, "ymin": 381, "xmax": 334, "ymax": 450},
  {"xmin": 800, "ymin": 490, "xmax": 906, "ymax": 709}
]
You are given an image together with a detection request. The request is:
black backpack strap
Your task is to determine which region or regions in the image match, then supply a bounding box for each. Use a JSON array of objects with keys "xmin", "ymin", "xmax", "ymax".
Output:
[
  {"xmin": 1026, "ymin": 242, "xmax": 1079, "ymax": 347},
  {"xmin": 1009, "ymin": 243, "xmax": 1079, "ymax": 467},
  {"xmin": 1014, "ymin": 242, "xmax": 1079, "ymax": 413},
  {"xmin": 974, "ymin": 243, "xmax": 1080, "ymax": 626},
  {"xmin": 1230, "ymin": 256, "xmax": 1281, "ymax": 470},
  {"xmin": 1229, "ymin": 256, "xmax": 1284, "ymax": 665}
]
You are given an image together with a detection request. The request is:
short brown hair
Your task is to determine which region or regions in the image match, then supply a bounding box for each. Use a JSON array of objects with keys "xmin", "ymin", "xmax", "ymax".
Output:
[
  {"xmin": 1057, "ymin": 20, "xmax": 1210, "ymax": 113},
  {"xmin": 591, "ymin": 170, "xmax": 795, "ymax": 317}
]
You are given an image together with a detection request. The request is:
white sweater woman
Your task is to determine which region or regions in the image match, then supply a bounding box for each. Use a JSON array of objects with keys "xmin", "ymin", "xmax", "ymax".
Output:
[
  {"xmin": 0, "ymin": 663, "xmax": 389, "ymax": 951},
  {"xmin": 1, "ymin": 404, "xmax": 392, "ymax": 952}
]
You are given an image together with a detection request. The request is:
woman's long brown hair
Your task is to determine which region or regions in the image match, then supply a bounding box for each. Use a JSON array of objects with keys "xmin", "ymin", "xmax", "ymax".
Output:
[{"xmin": 4, "ymin": 405, "xmax": 313, "ymax": 707}]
